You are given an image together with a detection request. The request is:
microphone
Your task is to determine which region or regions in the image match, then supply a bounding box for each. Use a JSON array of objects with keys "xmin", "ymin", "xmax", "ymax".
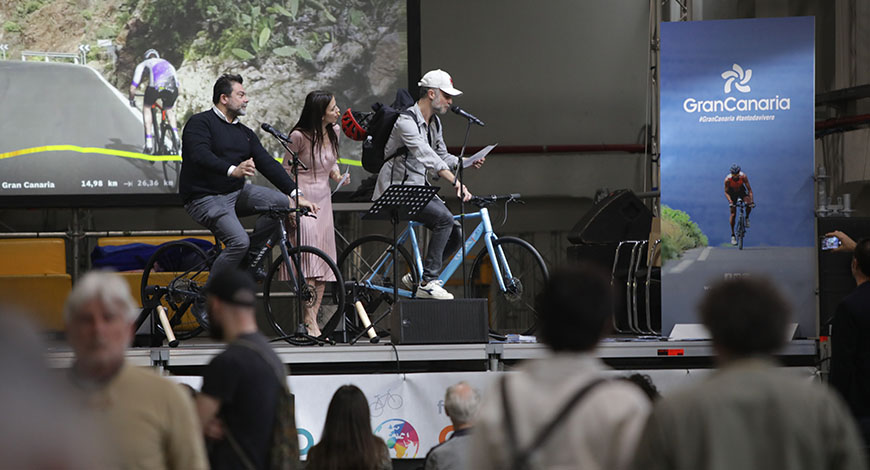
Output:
[
  {"xmin": 450, "ymin": 105, "xmax": 485, "ymax": 127},
  {"xmin": 260, "ymin": 122, "xmax": 292, "ymax": 143}
]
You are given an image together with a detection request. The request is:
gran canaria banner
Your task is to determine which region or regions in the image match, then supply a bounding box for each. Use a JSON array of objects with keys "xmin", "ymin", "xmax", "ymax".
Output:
[{"xmin": 659, "ymin": 17, "xmax": 816, "ymax": 336}]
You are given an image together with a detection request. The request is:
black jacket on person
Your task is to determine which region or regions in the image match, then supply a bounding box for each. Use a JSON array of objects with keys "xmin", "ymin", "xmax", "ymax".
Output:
[
  {"xmin": 179, "ymin": 109, "xmax": 296, "ymax": 203},
  {"xmin": 830, "ymin": 281, "xmax": 870, "ymax": 417}
]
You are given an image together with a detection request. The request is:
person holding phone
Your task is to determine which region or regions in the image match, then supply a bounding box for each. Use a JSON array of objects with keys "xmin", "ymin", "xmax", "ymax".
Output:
[
  {"xmin": 280, "ymin": 90, "xmax": 349, "ymax": 337},
  {"xmin": 826, "ymin": 233, "xmax": 870, "ymax": 447}
]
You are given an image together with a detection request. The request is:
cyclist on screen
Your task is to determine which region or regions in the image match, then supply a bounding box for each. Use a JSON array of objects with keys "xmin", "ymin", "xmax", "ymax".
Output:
[
  {"xmin": 129, "ymin": 49, "xmax": 180, "ymax": 155},
  {"xmin": 724, "ymin": 164, "xmax": 755, "ymax": 246}
]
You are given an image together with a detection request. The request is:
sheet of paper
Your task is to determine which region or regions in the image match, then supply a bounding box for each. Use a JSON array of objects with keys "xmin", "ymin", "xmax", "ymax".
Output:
[
  {"xmin": 462, "ymin": 143, "xmax": 497, "ymax": 168},
  {"xmin": 331, "ymin": 172, "xmax": 350, "ymax": 195}
]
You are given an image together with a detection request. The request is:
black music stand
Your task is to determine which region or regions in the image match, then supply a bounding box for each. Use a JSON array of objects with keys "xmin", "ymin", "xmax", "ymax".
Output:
[{"xmin": 350, "ymin": 184, "xmax": 439, "ymax": 344}]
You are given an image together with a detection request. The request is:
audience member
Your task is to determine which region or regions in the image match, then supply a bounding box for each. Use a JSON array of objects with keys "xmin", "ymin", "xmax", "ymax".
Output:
[
  {"xmin": 469, "ymin": 264, "xmax": 651, "ymax": 470},
  {"xmin": 306, "ymin": 385, "xmax": 392, "ymax": 470},
  {"xmin": 424, "ymin": 381, "xmax": 480, "ymax": 470},
  {"xmin": 0, "ymin": 311, "xmax": 103, "ymax": 469},
  {"xmin": 65, "ymin": 270, "xmax": 207, "ymax": 469},
  {"xmin": 631, "ymin": 277, "xmax": 867, "ymax": 470},
  {"xmin": 196, "ymin": 269, "xmax": 297, "ymax": 470},
  {"xmin": 829, "ymin": 237, "xmax": 870, "ymax": 445}
]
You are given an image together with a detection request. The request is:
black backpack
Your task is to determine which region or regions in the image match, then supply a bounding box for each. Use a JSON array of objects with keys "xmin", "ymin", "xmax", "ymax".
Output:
[{"xmin": 360, "ymin": 88, "xmax": 416, "ymax": 173}]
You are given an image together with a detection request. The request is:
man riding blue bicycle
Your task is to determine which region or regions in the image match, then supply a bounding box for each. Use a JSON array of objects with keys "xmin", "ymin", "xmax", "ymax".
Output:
[
  {"xmin": 129, "ymin": 49, "xmax": 180, "ymax": 155},
  {"xmin": 724, "ymin": 164, "xmax": 755, "ymax": 246},
  {"xmin": 374, "ymin": 69, "xmax": 486, "ymax": 300}
]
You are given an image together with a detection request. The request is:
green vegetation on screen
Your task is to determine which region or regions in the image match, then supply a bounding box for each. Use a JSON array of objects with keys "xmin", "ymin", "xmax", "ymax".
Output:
[{"xmin": 661, "ymin": 205, "xmax": 708, "ymax": 261}]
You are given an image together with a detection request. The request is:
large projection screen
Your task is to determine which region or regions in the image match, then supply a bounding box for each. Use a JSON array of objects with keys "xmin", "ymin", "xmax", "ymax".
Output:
[{"xmin": 0, "ymin": 0, "xmax": 409, "ymax": 207}]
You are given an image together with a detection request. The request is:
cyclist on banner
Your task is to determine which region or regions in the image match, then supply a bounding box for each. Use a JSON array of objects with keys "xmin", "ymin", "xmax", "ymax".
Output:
[
  {"xmin": 129, "ymin": 49, "xmax": 180, "ymax": 155},
  {"xmin": 724, "ymin": 164, "xmax": 755, "ymax": 246}
]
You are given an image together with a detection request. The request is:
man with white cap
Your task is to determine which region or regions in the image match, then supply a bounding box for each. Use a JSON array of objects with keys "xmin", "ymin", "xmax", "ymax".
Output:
[{"xmin": 374, "ymin": 69, "xmax": 485, "ymax": 300}]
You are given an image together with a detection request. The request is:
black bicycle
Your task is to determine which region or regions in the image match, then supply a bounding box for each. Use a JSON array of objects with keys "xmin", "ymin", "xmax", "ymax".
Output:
[
  {"xmin": 149, "ymin": 100, "xmax": 179, "ymax": 156},
  {"xmin": 140, "ymin": 206, "xmax": 345, "ymax": 345},
  {"xmin": 734, "ymin": 198, "xmax": 748, "ymax": 250}
]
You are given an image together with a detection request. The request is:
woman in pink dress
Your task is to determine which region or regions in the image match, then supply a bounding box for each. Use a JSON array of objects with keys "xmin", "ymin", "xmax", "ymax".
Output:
[{"xmin": 281, "ymin": 90, "xmax": 349, "ymax": 337}]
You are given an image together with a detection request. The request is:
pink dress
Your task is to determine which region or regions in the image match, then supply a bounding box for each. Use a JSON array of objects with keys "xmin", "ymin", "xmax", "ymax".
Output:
[{"xmin": 280, "ymin": 125, "xmax": 340, "ymax": 281}]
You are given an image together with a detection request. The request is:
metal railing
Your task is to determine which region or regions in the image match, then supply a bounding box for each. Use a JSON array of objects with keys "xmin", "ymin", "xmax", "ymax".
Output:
[{"xmin": 20, "ymin": 44, "xmax": 90, "ymax": 64}]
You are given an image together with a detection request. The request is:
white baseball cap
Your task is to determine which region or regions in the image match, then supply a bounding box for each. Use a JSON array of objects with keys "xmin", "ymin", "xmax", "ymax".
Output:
[{"xmin": 418, "ymin": 69, "xmax": 463, "ymax": 96}]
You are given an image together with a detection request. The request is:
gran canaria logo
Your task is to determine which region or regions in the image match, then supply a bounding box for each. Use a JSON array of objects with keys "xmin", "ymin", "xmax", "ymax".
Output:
[
  {"xmin": 721, "ymin": 63, "xmax": 751, "ymax": 93},
  {"xmin": 682, "ymin": 63, "xmax": 790, "ymax": 118}
]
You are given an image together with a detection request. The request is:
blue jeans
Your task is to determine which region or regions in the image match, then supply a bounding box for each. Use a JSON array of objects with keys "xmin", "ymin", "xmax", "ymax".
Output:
[
  {"xmin": 412, "ymin": 197, "xmax": 462, "ymax": 282},
  {"xmin": 184, "ymin": 184, "xmax": 289, "ymax": 281}
]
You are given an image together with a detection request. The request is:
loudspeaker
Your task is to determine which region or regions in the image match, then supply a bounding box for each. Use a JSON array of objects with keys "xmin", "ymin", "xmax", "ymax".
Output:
[
  {"xmin": 390, "ymin": 299, "xmax": 488, "ymax": 344},
  {"xmin": 568, "ymin": 190, "xmax": 653, "ymax": 244}
]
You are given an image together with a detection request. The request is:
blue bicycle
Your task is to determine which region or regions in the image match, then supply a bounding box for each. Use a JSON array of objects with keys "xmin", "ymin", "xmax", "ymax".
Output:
[{"xmin": 337, "ymin": 194, "xmax": 548, "ymax": 335}]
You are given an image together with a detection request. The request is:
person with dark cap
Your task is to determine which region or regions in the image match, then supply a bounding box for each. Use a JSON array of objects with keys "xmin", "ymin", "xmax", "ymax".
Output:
[{"xmin": 195, "ymin": 269, "xmax": 296, "ymax": 470}]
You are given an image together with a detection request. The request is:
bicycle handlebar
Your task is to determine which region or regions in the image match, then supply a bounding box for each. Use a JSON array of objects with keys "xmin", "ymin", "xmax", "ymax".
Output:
[
  {"xmin": 253, "ymin": 205, "xmax": 315, "ymax": 218},
  {"xmin": 470, "ymin": 193, "xmax": 523, "ymax": 207}
]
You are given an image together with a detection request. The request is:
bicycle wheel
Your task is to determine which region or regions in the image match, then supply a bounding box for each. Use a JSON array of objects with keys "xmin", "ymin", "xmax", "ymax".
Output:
[
  {"xmin": 337, "ymin": 235, "xmax": 417, "ymax": 334},
  {"xmin": 468, "ymin": 236, "xmax": 549, "ymax": 336},
  {"xmin": 737, "ymin": 212, "xmax": 745, "ymax": 250},
  {"xmin": 263, "ymin": 244, "xmax": 345, "ymax": 345},
  {"xmin": 150, "ymin": 106, "xmax": 163, "ymax": 155},
  {"xmin": 140, "ymin": 241, "xmax": 210, "ymax": 341},
  {"xmin": 160, "ymin": 121, "xmax": 174, "ymax": 155}
]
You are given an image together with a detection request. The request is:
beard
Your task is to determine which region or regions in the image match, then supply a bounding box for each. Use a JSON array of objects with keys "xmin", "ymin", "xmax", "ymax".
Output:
[
  {"xmin": 227, "ymin": 102, "xmax": 247, "ymax": 117},
  {"xmin": 432, "ymin": 95, "xmax": 450, "ymax": 115}
]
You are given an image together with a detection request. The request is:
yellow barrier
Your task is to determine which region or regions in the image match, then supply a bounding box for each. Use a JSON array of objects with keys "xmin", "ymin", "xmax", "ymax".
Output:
[
  {"xmin": 0, "ymin": 238, "xmax": 66, "ymax": 275},
  {"xmin": 0, "ymin": 274, "xmax": 71, "ymax": 331}
]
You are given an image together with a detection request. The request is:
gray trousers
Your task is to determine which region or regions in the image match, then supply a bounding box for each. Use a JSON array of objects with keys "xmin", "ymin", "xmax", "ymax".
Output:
[
  {"xmin": 412, "ymin": 197, "xmax": 462, "ymax": 282},
  {"xmin": 184, "ymin": 184, "xmax": 289, "ymax": 280}
]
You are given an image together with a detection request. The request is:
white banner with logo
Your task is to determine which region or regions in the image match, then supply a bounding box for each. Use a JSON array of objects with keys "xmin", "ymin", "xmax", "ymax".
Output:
[{"xmin": 170, "ymin": 366, "xmax": 818, "ymax": 459}]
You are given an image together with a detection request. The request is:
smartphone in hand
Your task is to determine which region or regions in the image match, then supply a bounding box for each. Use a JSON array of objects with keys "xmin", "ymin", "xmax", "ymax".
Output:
[{"xmin": 821, "ymin": 236, "xmax": 842, "ymax": 251}]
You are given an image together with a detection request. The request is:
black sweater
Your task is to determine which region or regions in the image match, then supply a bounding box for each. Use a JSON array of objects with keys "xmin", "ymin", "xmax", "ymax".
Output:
[
  {"xmin": 179, "ymin": 109, "xmax": 296, "ymax": 202},
  {"xmin": 830, "ymin": 281, "xmax": 870, "ymax": 417}
]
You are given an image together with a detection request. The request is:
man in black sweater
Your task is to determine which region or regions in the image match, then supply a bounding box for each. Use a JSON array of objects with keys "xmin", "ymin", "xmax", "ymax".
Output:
[{"xmin": 180, "ymin": 73, "xmax": 317, "ymax": 280}]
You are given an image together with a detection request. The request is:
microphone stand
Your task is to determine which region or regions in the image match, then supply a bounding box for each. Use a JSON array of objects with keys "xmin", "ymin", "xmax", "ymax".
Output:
[
  {"xmin": 272, "ymin": 137, "xmax": 331, "ymax": 346},
  {"xmin": 456, "ymin": 119, "xmax": 473, "ymax": 299}
]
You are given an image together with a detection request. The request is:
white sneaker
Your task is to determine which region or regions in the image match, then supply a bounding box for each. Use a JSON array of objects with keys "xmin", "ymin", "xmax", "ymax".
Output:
[
  {"xmin": 745, "ymin": 219, "xmax": 750, "ymax": 228},
  {"xmin": 415, "ymin": 279, "xmax": 453, "ymax": 300},
  {"xmin": 731, "ymin": 235, "xmax": 737, "ymax": 246},
  {"xmin": 401, "ymin": 273, "xmax": 415, "ymax": 290}
]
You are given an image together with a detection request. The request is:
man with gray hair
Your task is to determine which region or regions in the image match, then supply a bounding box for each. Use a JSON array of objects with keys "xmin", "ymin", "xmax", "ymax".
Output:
[
  {"xmin": 375, "ymin": 69, "xmax": 485, "ymax": 300},
  {"xmin": 65, "ymin": 270, "xmax": 208, "ymax": 469},
  {"xmin": 424, "ymin": 381, "xmax": 480, "ymax": 470}
]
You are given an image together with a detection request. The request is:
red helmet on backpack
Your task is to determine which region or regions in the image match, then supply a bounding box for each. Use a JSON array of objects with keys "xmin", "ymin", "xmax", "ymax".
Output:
[{"xmin": 341, "ymin": 108, "xmax": 371, "ymax": 141}]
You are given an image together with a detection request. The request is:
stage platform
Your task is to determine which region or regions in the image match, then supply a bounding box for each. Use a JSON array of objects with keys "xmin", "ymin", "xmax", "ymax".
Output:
[{"xmin": 45, "ymin": 337, "xmax": 818, "ymax": 374}]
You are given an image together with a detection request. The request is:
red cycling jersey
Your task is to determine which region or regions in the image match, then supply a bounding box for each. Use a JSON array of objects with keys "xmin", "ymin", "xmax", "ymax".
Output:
[{"xmin": 725, "ymin": 172, "xmax": 748, "ymax": 192}]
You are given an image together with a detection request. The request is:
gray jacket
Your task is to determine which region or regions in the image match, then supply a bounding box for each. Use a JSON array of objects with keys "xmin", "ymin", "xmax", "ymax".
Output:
[{"xmin": 373, "ymin": 103, "xmax": 459, "ymax": 200}]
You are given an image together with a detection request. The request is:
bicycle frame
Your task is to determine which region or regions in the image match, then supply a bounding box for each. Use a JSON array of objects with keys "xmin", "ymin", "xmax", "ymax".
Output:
[
  {"xmin": 359, "ymin": 207, "xmax": 514, "ymax": 297},
  {"xmin": 735, "ymin": 199, "xmax": 746, "ymax": 232}
]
